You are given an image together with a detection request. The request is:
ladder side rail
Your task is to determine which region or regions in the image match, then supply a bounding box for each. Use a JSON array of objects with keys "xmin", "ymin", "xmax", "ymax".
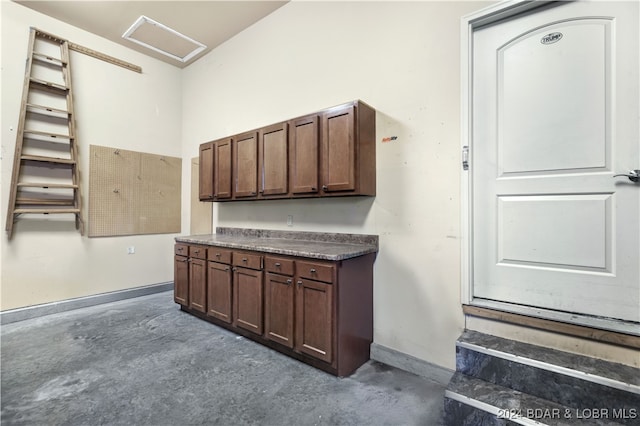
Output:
[
  {"xmin": 6, "ymin": 29, "xmax": 38, "ymax": 237},
  {"xmin": 61, "ymin": 39, "xmax": 84, "ymax": 234}
]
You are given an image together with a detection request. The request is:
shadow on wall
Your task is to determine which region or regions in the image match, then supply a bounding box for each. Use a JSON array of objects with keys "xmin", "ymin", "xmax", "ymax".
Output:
[{"xmin": 216, "ymin": 196, "xmax": 376, "ymax": 230}]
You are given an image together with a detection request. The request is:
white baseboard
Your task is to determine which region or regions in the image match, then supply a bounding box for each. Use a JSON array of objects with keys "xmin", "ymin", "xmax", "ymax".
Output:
[
  {"xmin": 370, "ymin": 342, "xmax": 454, "ymax": 386},
  {"xmin": 0, "ymin": 282, "xmax": 173, "ymax": 325}
]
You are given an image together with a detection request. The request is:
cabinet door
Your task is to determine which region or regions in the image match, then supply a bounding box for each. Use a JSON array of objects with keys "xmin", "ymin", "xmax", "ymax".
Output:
[
  {"xmin": 189, "ymin": 258, "xmax": 207, "ymax": 313},
  {"xmin": 208, "ymin": 261, "xmax": 232, "ymax": 323},
  {"xmin": 199, "ymin": 142, "xmax": 214, "ymax": 200},
  {"xmin": 233, "ymin": 267, "xmax": 263, "ymax": 335},
  {"xmin": 214, "ymin": 138, "xmax": 232, "ymax": 199},
  {"xmin": 259, "ymin": 123, "xmax": 288, "ymax": 196},
  {"xmin": 322, "ymin": 105, "xmax": 356, "ymax": 192},
  {"xmin": 295, "ymin": 278, "xmax": 333, "ymax": 363},
  {"xmin": 174, "ymin": 255, "xmax": 189, "ymax": 306},
  {"xmin": 264, "ymin": 272, "xmax": 294, "ymax": 348},
  {"xmin": 290, "ymin": 115, "xmax": 319, "ymax": 194},
  {"xmin": 233, "ymin": 131, "xmax": 258, "ymax": 198}
]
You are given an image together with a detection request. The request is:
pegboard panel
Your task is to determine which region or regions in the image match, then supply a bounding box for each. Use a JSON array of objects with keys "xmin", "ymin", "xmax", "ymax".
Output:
[{"xmin": 89, "ymin": 145, "xmax": 181, "ymax": 237}]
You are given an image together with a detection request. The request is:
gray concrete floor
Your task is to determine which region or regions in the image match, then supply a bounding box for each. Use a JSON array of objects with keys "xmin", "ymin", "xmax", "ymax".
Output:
[{"xmin": 1, "ymin": 291, "xmax": 446, "ymax": 426}]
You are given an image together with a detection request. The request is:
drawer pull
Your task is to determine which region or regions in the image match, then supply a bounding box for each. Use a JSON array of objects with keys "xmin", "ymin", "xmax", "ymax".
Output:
[
  {"xmin": 215, "ymin": 253, "xmax": 221, "ymax": 258},
  {"xmin": 233, "ymin": 267, "xmax": 237, "ymax": 272},
  {"xmin": 242, "ymin": 257, "xmax": 248, "ymax": 262},
  {"xmin": 275, "ymin": 262, "xmax": 281, "ymax": 267},
  {"xmin": 310, "ymin": 268, "xmax": 316, "ymax": 273},
  {"xmin": 194, "ymin": 250, "xmax": 200, "ymax": 254},
  {"xmin": 297, "ymin": 280, "xmax": 302, "ymax": 286},
  {"xmin": 286, "ymin": 279, "xmax": 292, "ymax": 284},
  {"xmin": 177, "ymin": 247, "xmax": 184, "ymax": 251},
  {"xmin": 225, "ymin": 267, "xmax": 230, "ymax": 271}
]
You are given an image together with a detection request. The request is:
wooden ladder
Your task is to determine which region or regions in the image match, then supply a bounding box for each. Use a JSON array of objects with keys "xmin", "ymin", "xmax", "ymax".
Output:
[{"xmin": 6, "ymin": 28, "xmax": 83, "ymax": 239}]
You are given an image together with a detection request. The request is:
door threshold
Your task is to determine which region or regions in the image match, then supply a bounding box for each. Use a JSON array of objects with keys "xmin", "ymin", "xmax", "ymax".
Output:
[{"xmin": 464, "ymin": 300, "xmax": 640, "ymax": 350}]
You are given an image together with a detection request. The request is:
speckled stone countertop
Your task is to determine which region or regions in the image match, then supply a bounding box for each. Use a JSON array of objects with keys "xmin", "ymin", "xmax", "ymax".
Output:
[{"xmin": 175, "ymin": 227, "xmax": 378, "ymax": 261}]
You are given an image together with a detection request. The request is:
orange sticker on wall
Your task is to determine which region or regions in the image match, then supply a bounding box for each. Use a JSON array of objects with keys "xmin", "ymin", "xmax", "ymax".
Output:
[{"xmin": 382, "ymin": 136, "xmax": 398, "ymax": 143}]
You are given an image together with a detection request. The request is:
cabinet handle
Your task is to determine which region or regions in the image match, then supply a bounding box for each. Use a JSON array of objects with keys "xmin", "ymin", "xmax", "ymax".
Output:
[
  {"xmin": 216, "ymin": 253, "xmax": 221, "ymax": 258},
  {"xmin": 310, "ymin": 268, "xmax": 317, "ymax": 273},
  {"xmin": 232, "ymin": 267, "xmax": 237, "ymax": 272},
  {"xmin": 225, "ymin": 267, "xmax": 230, "ymax": 271},
  {"xmin": 286, "ymin": 279, "xmax": 292, "ymax": 284},
  {"xmin": 242, "ymin": 257, "xmax": 247, "ymax": 262},
  {"xmin": 177, "ymin": 247, "xmax": 184, "ymax": 251},
  {"xmin": 297, "ymin": 280, "xmax": 302, "ymax": 286},
  {"xmin": 275, "ymin": 262, "xmax": 281, "ymax": 267},
  {"xmin": 194, "ymin": 250, "xmax": 200, "ymax": 254},
  {"xmin": 311, "ymin": 187, "xmax": 317, "ymax": 191},
  {"xmin": 322, "ymin": 185, "xmax": 328, "ymax": 191}
]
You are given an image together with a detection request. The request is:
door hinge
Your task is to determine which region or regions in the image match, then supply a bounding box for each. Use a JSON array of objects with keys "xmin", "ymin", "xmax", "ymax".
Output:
[{"xmin": 462, "ymin": 146, "xmax": 469, "ymax": 170}]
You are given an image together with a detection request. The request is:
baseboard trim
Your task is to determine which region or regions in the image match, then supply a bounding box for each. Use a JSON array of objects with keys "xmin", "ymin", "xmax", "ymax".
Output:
[
  {"xmin": 0, "ymin": 282, "xmax": 173, "ymax": 325},
  {"xmin": 370, "ymin": 342, "xmax": 454, "ymax": 386}
]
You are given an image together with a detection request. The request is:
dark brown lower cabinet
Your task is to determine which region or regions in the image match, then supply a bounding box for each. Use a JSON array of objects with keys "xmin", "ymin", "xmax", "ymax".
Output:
[
  {"xmin": 189, "ymin": 258, "xmax": 207, "ymax": 313},
  {"xmin": 207, "ymin": 262, "xmax": 232, "ymax": 323},
  {"xmin": 233, "ymin": 266, "xmax": 263, "ymax": 335},
  {"xmin": 295, "ymin": 278, "xmax": 333, "ymax": 363},
  {"xmin": 265, "ymin": 272, "xmax": 295, "ymax": 348},
  {"xmin": 174, "ymin": 254, "xmax": 189, "ymax": 306},
  {"xmin": 174, "ymin": 242, "xmax": 375, "ymax": 377}
]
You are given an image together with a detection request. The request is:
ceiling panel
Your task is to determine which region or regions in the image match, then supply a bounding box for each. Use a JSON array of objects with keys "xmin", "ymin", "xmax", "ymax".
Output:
[{"xmin": 13, "ymin": 1, "xmax": 288, "ymax": 68}]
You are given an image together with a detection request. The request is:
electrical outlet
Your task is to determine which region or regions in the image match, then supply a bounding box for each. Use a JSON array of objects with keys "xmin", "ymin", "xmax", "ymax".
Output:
[
  {"xmin": 287, "ymin": 215, "xmax": 293, "ymax": 227},
  {"xmin": 127, "ymin": 246, "xmax": 135, "ymax": 254}
]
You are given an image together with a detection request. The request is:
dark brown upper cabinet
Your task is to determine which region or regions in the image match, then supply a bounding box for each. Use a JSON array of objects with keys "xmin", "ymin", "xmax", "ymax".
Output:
[
  {"xmin": 199, "ymin": 100, "xmax": 375, "ymax": 202},
  {"xmin": 199, "ymin": 142, "xmax": 214, "ymax": 201},
  {"xmin": 259, "ymin": 122, "xmax": 288, "ymax": 197},
  {"xmin": 290, "ymin": 114, "xmax": 320, "ymax": 196},
  {"xmin": 214, "ymin": 138, "xmax": 232, "ymax": 200},
  {"xmin": 232, "ymin": 131, "xmax": 258, "ymax": 198},
  {"xmin": 321, "ymin": 101, "xmax": 376, "ymax": 196}
]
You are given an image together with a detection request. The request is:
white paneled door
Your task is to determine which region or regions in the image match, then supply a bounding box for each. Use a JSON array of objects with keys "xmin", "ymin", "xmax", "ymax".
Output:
[{"xmin": 470, "ymin": 1, "xmax": 639, "ymax": 323}]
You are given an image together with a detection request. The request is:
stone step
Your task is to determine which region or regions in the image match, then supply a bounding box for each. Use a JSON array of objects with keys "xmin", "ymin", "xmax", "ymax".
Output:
[
  {"xmin": 445, "ymin": 373, "xmax": 634, "ymax": 426},
  {"xmin": 456, "ymin": 330, "xmax": 640, "ymax": 413}
]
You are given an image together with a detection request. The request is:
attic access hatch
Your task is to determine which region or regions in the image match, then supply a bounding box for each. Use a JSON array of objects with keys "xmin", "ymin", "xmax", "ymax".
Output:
[{"xmin": 122, "ymin": 15, "xmax": 206, "ymax": 63}]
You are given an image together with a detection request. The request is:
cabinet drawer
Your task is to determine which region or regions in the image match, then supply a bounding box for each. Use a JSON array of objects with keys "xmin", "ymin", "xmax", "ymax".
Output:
[
  {"xmin": 208, "ymin": 248, "xmax": 232, "ymax": 264},
  {"xmin": 265, "ymin": 256, "xmax": 294, "ymax": 276},
  {"xmin": 189, "ymin": 246, "xmax": 207, "ymax": 260},
  {"xmin": 233, "ymin": 252, "xmax": 262, "ymax": 270},
  {"xmin": 175, "ymin": 244, "xmax": 189, "ymax": 256},
  {"xmin": 296, "ymin": 260, "xmax": 334, "ymax": 283}
]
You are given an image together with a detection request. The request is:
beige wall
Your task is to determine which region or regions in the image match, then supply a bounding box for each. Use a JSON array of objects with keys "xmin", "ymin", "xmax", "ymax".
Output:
[
  {"xmin": 180, "ymin": 0, "xmax": 491, "ymax": 370},
  {"xmin": 1, "ymin": 2, "xmax": 182, "ymax": 310}
]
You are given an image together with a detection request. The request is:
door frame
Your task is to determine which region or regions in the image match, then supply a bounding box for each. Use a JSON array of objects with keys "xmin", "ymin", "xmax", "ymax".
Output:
[{"xmin": 460, "ymin": 0, "xmax": 639, "ymax": 336}]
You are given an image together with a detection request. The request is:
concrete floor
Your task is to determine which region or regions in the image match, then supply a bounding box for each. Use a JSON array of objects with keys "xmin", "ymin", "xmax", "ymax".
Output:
[{"xmin": 1, "ymin": 291, "xmax": 447, "ymax": 426}]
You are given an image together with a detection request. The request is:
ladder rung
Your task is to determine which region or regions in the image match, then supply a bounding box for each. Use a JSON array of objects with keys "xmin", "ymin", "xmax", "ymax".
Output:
[
  {"xmin": 17, "ymin": 183, "xmax": 78, "ymax": 189},
  {"xmin": 32, "ymin": 52, "xmax": 67, "ymax": 67},
  {"xmin": 29, "ymin": 78, "xmax": 68, "ymax": 93},
  {"xmin": 20, "ymin": 155, "xmax": 76, "ymax": 165},
  {"xmin": 16, "ymin": 198, "xmax": 75, "ymax": 206},
  {"xmin": 26, "ymin": 103, "xmax": 71, "ymax": 117},
  {"xmin": 24, "ymin": 130, "xmax": 74, "ymax": 140},
  {"xmin": 35, "ymin": 29, "xmax": 67, "ymax": 44},
  {"xmin": 14, "ymin": 208, "xmax": 80, "ymax": 214}
]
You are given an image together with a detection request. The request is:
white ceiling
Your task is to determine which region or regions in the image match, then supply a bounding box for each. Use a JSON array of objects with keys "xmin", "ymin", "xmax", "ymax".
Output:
[{"xmin": 14, "ymin": 1, "xmax": 289, "ymax": 68}]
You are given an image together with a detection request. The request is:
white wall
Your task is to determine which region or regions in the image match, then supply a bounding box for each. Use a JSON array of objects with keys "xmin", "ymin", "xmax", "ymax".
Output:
[
  {"xmin": 181, "ymin": 0, "xmax": 490, "ymax": 370},
  {"xmin": 1, "ymin": 1, "xmax": 182, "ymax": 310}
]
